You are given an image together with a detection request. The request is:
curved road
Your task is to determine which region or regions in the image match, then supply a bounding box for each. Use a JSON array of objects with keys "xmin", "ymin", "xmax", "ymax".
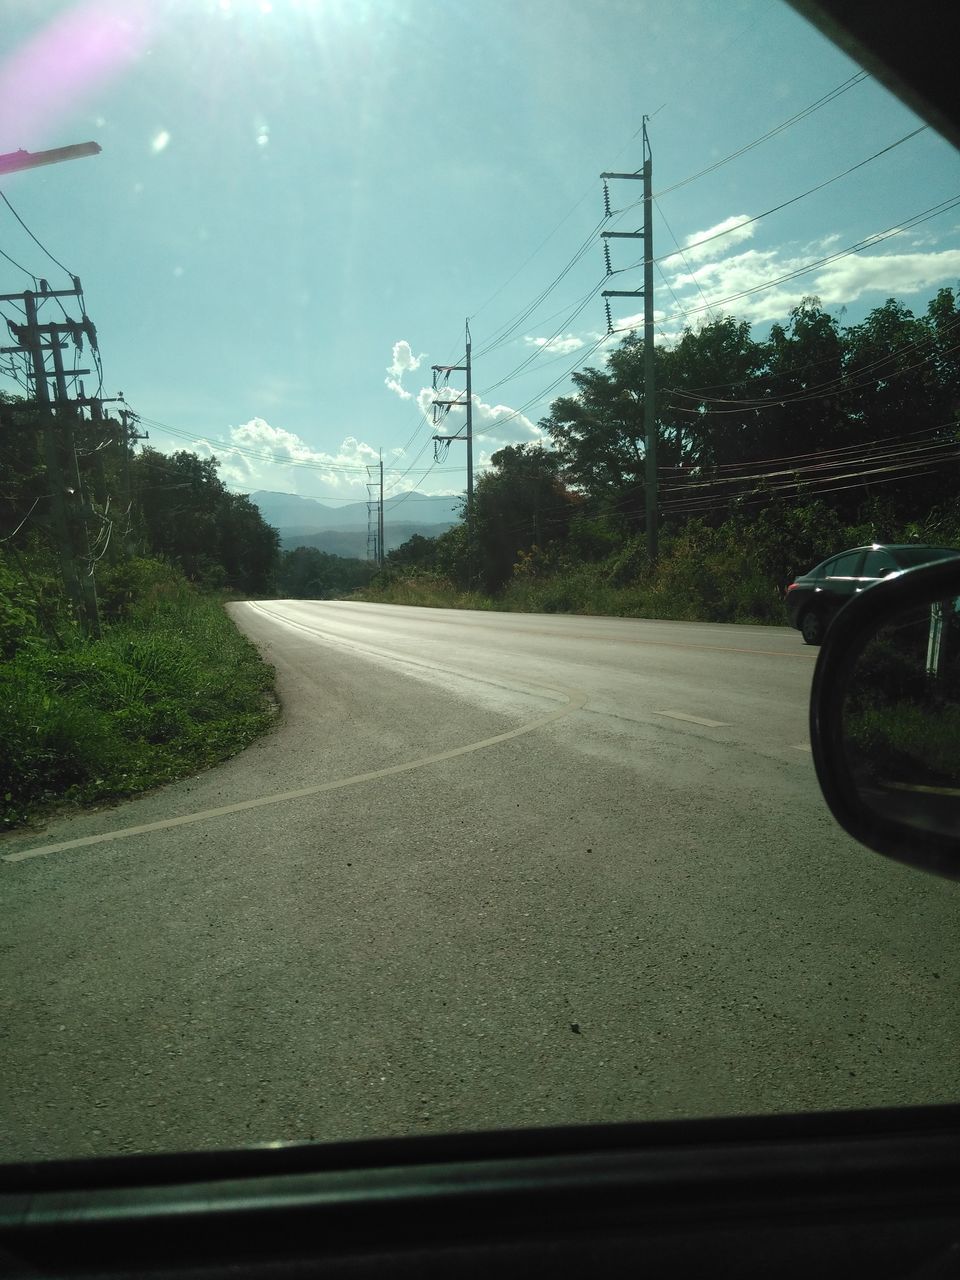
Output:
[{"xmin": 2, "ymin": 601, "xmax": 958, "ymax": 1161}]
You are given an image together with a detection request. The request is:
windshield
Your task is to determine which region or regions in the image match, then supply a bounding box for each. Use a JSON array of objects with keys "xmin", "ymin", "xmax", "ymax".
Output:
[{"xmin": 2, "ymin": 0, "xmax": 959, "ymax": 1166}]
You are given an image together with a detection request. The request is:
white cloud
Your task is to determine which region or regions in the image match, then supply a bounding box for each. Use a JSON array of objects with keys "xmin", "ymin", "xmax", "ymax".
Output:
[
  {"xmin": 670, "ymin": 214, "xmax": 755, "ymax": 265},
  {"xmin": 173, "ymin": 417, "xmax": 382, "ymax": 501},
  {"xmin": 472, "ymin": 396, "xmax": 543, "ymax": 449},
  {"xmin": 385, "ymin": 339, "xmax": 426, "ymax": 399},
  {"xmin": 385, "ymin": 377, "xmax": 412, "ymax": 400},
  {"xmin": 150, "ymin": 129, "xmax": 170, "ymax": 153},
  {"xmin": 522, "ymin": 333, "xmax": 586, "ymax": 355},
  {"xmin": 662, "ymin": 237, "xmax": 960, "ymax": 327}
]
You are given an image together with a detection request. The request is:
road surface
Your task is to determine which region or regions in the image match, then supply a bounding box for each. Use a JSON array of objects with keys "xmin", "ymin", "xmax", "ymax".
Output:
[{"xmin": 2, "ymin": 600, "xmax": 958, "ymax": 1162}]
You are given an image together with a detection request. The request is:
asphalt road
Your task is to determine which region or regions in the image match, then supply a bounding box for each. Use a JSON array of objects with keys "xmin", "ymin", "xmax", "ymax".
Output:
[{"xmin": 2, "ymin": 600, "xmax": 958, "ymax": 1162}]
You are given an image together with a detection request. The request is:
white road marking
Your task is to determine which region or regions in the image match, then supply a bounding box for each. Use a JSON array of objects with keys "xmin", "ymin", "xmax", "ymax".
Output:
[
  {"xmin": 791, "ymin": 744, "xmax": 811, "ymax": 752},
  {"xmin": 3, "ymin": 686, "xmax": 587, "ymax": 865},
  {"xmin": 654, "ymin": 710, "xmax": 731, "ymax": 729}
]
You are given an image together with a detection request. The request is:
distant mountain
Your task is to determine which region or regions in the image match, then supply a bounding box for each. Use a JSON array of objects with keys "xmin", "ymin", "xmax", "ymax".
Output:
[
  {"xmin": 279, "ymin": 524, "xmax": 453, "ymax": 559},
  {"xmin": 250, "ymin": 489, "xmax": 461, "ymax": 534}
]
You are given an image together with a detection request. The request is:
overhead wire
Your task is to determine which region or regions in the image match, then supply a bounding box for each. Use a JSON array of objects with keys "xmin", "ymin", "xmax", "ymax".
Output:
[
  {"xmin": 616, "ymin": 126, "xmax": 931, "ymax": 277},
  {"xmin": 665, "ymin": 339, "xmax": 960, "ymax": 416},
  {"xmin": 658, "ymin": 421, "xmax": 957, "ymax": 474},
  {"xmin": 612, "ymin": 70, "xmax": 871, "ymax": 211},
  {"xmin": 0, "ymin": 495, "xmax": 42, "ymax": 543},
  {"xmin": 612, "ymin": 194, "xmax": 960, "ymax": 335},
  {"xmin": 0, "ymin": 244, "xmax": 38, "ymax": 284},
  {"xmin": 0, "ymin": 190, "xmax": 75, "ymax": 279}
]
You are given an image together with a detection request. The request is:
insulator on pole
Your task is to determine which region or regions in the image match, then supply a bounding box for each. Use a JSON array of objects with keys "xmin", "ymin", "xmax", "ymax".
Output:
[
  {"xmin": 603, "ymin": 180, "xmax": 611, "ymax": 218},
  {"xmin": 605, "ymin": 298, "xmax": 614, "ymax": 336},
  {"xmin": 603, "ymin": 242, "xmax": 613, "ymax": 276}
]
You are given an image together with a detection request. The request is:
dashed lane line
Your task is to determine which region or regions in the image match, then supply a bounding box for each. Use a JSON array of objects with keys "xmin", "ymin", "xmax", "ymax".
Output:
[{"xmin": 654, "ymin": 710, "xmax": 731, "ymax": 728}]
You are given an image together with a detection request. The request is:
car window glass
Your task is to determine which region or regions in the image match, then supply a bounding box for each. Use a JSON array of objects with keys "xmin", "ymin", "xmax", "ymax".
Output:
[
  {"xmin": 863, "ymin": 549, "xmax": 899, "ymax": 577},
  {"xmin": 827, "ymin": 552, "xmax": 865, "ymax": 577}
]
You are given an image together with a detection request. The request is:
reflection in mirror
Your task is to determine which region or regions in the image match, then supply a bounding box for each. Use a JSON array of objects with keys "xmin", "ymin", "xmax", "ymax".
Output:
[{"xmin": 842, "ymin": 595, "xmax": 960, "ymax": 839}]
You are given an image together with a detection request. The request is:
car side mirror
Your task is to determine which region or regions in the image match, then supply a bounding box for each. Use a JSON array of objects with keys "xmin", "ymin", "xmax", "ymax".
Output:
[{"xmin": 810, "ymin": 556, "xmax": 960, "ymax": 880}]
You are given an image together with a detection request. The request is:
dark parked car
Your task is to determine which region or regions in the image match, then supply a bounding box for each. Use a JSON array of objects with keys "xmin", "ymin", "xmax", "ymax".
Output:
[{"xmin": 785, "ymin": 544, "xmax": 960, "ymax": 644}]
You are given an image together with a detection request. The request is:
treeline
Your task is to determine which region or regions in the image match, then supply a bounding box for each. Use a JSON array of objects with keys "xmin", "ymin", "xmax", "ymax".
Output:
[
  {"xmin": 0, "ymin": 402, "xmax": 378, "ymax": 647},
  {"xmin": 367, "ymin": 290, "xmax": 960, "ymax": 619}
]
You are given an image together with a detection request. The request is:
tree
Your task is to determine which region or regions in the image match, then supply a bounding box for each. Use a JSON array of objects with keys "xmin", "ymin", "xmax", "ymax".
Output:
[
  {"xmin": 130, "ymin": 448, "xmax": 279, "ymax": 591},
  {"xmin": 470, "ymin": 444, "xmax": 580, "ymax": 592},
  {"xmin": 277, "ymin": 547, "xmax": 375, "ymax": 598}
]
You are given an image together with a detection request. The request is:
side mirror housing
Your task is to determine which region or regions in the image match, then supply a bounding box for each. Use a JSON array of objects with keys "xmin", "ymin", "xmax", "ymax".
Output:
[{"xmin": 810, "ymin": 555, "xmax": 960, "ymax": 880}]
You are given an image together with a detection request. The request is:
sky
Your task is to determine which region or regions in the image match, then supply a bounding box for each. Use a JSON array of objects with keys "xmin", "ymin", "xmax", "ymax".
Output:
[{"xmin": 1, "ymin": 0, "xmax": 958, "ymax": 513}]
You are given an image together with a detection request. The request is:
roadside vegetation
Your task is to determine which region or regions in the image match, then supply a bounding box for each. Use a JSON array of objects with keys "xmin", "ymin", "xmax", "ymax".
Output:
[
  {"xmin": 843, "ymin": 615, "xmax": 960, "ymax": 787},
  {"xmin": 363, "ymin": 290, "xmax": 960, "ymax": 622},
  {"xmin": 0, "ymin": 408, "xmax": 280, "ymax": 830},
  {"xmin": 0, "ymin": 559, "xmax": 274, "ymax": 828}
]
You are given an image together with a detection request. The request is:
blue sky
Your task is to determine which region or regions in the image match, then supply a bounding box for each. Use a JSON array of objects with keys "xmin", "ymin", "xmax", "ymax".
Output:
[{"xmin": 1, "ymin": 0, "xmax": 958, "ymax": 509}]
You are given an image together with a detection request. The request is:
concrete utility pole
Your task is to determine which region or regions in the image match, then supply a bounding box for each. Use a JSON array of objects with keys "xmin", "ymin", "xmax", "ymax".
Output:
[
  {"xmin": 601, "ymin": 118, "xmax": 657, "ymax": 562},
  {"xmin": 1, "ymin": 285, "xmax": 101, "ymax": 634},
  {"xmin": 367, "ymin": 453, "xmax": 385, "ymax": 567},
  {"xmin": 378, "ymin": 450, "xmax": 385, "ymax": 569},
  {"xmin": 432, "ymin": 319, "xmax": 474, "ymax": 577}
]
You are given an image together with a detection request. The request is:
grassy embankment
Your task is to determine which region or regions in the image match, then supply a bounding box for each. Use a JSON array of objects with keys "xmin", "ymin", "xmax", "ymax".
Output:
[
  {"xmin": 361, "ymin": 536, "xmax": 786, "ymax": 624},
  {"xmin": 1, "ymin": 562, "xmax": 276, "ymax": 830}
]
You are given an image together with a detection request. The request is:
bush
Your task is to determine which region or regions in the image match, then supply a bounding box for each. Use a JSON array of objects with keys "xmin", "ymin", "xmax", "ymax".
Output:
[
  {"xmin": 96, "ymin": 556, "xmax": 187, "ymax": 621},
  {"xmin": 0, "ymin": 555, "xmax": 39, "ymax": 657},
  {"xmin": 0, "ymin": 585, "xmax": 275, "ymax": 829}
]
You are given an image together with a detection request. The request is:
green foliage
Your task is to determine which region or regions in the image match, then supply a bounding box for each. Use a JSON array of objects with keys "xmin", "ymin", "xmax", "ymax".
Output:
[
  {"xmin": 0, "ymin": 581, "xmax": 275, "ymax": 829},
  {"xmin": 359, "ymin": 573, "xmax": 492, "ymax": 610},
  {"xmin": 130, "ymin": 448, "xmax": 280, "ymax": 593},
  {"xmin": 276, "ymin": 546, "xmax": 376, "ymax": 598},
  {"xmin": 95, "ymin": 556, "xmax": 189, "ymax": 621},
  {"xmin": 0, "ymin": 554, "xmax": 40, "ymax": 657}
]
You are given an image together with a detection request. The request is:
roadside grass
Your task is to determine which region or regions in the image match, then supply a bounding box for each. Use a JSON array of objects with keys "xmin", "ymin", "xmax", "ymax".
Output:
[
  {"xmin": 356, "ymin": 575, "xmax": 496, "ymax": 611},
  {"xmin": 845, "ymin": 700, "xmax": 960, "ymax": 786},
  {"xmin": 360, "ymin": 555, "xmax": 787, "ymax": 625},
  {"xmin": 0, "ymin": 586, "xmax": 276, "ymax": 830}
]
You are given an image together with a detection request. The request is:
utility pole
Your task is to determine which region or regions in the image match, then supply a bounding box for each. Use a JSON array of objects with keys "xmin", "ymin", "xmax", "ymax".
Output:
[
  {"xmin": 16, "ymin": 291, "xmax": 85, "ymax": 621},
  {"xmin": 366, "ymin": 453, "xmax": 385, "ymax": 567},
  {"xmin": 1, "ymin": 284, "xmax": 101, "ymax": 634},
  {"xmin": 116, "ymin": 405, "xmax": 147, "ymax": 520},
  {"xmin": 378, "ymin": 450, "xmax": 385, "ymax": 569},
  {"xmin": 432, "ymin": 319, "xmax": 473, "ymax": 578},
  {"xmin": 601, "ymin": 118, "xmax": 657, "ymax": 562}
]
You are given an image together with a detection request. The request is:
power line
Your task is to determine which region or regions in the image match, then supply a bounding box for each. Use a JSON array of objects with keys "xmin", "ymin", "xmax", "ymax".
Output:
[
  {"xmin": 615, "ymin": 71, "xmax": 871, "ymax": 209},
  {"xmin": 0, "ymin": 244, "xmax": 38, "ymax": 283},
  {"xmin": 136, "ymin": 415, "xmax": 470, "ymax": 476},
  {"xmin": 0, "ymin": 190, "xmax": 75, "ymax": 279},
  {"xmin": 476, "ymin": 276, "xmax": 606, "ymax": 396},
  {"xmin": 613, "ymin": 194, "xmax": 960, "ymax": 334},
  {"xmin": 659, "ymin": 435, "xmax": 960, "ymax": 495},
  {"xmin": 617, "ymin": 126, "xmax": 930, "ymax": 276},
  {"xmin": 654, "ymin": 198, "xmax": 715, "ymax": 319},
  {"xmin": 472, "ymin": 218, "xmax": 608, "ymax": 359},
  {"xmin": 658, "ymin": 422, "xmax": 956, "ymax": 474},
  {"xmin": 665, "ymin": 335, "xmax": 960, "ymax": 416},
  {"xmin": 0, "ymin": 495, "xmax": 42, "ymax": 543}
]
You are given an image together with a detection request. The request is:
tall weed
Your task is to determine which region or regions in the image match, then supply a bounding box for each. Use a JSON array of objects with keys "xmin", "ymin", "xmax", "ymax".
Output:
[{"xmin": 1, "ymin": 586, "xmax": 274, "ymax": 828}]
